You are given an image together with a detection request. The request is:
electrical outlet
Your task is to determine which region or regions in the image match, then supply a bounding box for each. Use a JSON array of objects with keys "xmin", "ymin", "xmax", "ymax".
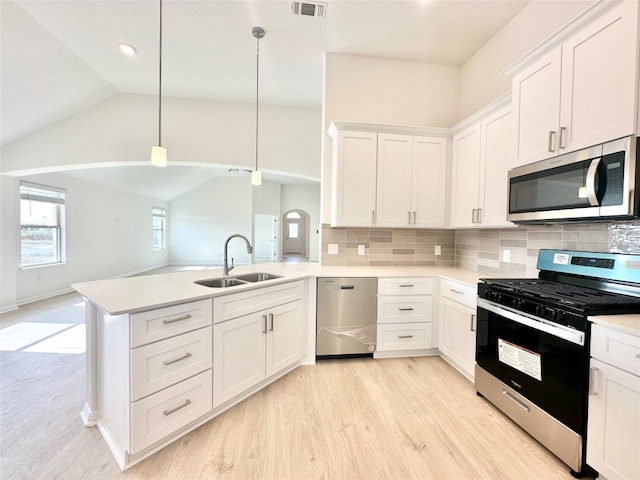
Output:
[
  {"xmin": 328, "ymin": 243, "xmax": 339, "ymax": 255},
  {"xmin": 358, "ymin": 245, "xmax": 365, "ymax": 255},
  {"xmin": 435, "ymin": 245, "xmax": 441, "ymax": 256},
  {"xmin": 503, "ymin": 249, "xmax": 511, "ymax": 262}
]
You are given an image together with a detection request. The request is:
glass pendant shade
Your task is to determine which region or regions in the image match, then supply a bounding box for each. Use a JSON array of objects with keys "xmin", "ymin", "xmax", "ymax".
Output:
[
  {"xmin": 251, "ymin": 170, "xmax": 262, "ymax": 185},
  {"xmin": 151, "ymin": 145, "xmax": 167, "ymax": 167}
]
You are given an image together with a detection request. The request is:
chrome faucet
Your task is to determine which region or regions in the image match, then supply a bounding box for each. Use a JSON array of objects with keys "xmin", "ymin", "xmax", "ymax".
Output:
[{"xmin": 223, "ymin": 234, "xmax": 253, "ymax": 276}]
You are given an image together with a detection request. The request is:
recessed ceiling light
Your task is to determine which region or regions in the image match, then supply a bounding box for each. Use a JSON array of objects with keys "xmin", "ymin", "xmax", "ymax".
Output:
[{"xmin": 117, "ymin": 42, "xmax": 137, "ymax": 56}]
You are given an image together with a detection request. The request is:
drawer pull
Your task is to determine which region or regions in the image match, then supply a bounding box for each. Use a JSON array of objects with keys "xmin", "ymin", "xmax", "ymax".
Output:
[
  {"xmin": 269, "ymin": 313, "xmax": 274, "ymax": 332},
  {"xmin": 502, "ymin": 390, "xmax": 530, "ymax": 412},
  {"xmin": 398, "ymin": 335, "xmax": 414, "ymax": 339},
  {"xmin": 163, "ymin": 399, "xmax": 192, "ymax": 416},
  {"xmin": 449, "ymin": 289, "xmax": 464, "ymax": 295},
  {"xmin": 163, "ymin": 352, "xmax": 192, "ymax": 366},
  {"xmin": 589, "ymin": 367, "xmax": 599, "ymax": 396},
  {"xmin": 399, "ymin": 284, "xmax": 414, "ymax": 288},
  {"xmin": 636, "ymin": 354, "xmax": 640, "ymax": 359},
  {"xmin": 470, "ymin": 314, "xmax": 476, "ymax": 332},
  {"xmin": 163, "ymin": 314, "xmax": 192, "ymax": 325},
  {"xmin": 398, "ymin": 307, "xmax": 414, "ymax": 311},
  {"xmin": 263, "ymin": 314, "xmax": 268, "ymax": 334}
]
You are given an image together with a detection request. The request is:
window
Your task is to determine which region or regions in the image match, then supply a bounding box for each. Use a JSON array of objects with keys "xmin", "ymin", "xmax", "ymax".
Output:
[
  {"xmin": 20, "ymin": 182, "xmax": 66, "ymax": 267},
  {"xmin": 152, "ymin": 207, "xmax": 166, "ymax": 250},
  {"xmin": 288, "ymin": 223, "xmax": 299, "ymax": 239}
]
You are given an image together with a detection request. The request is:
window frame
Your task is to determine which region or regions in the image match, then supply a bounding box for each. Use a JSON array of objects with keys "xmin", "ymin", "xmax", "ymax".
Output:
[
  {"xmin": 152, "ymin": 207, "xmax": 167, "ymax": 251},
  {"xmin": 19, "ymin": 182, "xmax": 66, "ymax": 268}
]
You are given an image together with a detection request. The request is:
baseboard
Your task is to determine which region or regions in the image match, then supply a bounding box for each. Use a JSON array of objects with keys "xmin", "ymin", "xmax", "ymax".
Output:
[
  {"xmin": 0, "ymin": 303, "xmax": 19, "ymax": 314},
  {"xmin": 17, "ymin": 287, "xmax": 75, "ymax": 307}
]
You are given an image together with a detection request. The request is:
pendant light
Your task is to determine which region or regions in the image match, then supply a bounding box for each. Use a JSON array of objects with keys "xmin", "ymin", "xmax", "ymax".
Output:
[
  {"xmin": 251, "ymin": 26, "xmax": 265, "ymax": 185},
  {"xmin": 150, "ymin": 0, "xmax": 167, "ymax": 167}
]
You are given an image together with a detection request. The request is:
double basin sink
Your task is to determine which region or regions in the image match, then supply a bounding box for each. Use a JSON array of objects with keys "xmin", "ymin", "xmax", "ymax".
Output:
[{"xmin": 195, "ymin": 272, "xmax": 282, "ymax": 288}]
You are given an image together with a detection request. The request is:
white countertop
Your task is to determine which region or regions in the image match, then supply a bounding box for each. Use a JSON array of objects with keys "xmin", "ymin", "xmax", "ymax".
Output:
[
  {"xmin": 71, "ymin": 263, "xmax": 485, "ymax": 315},
  {"xmin": 589, "ymin": 314, "xmax": 640, "ymax": 336}
]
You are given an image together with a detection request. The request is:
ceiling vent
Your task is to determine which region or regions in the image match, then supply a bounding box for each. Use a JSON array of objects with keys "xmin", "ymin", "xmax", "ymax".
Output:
[{"xmin": 290, "ymin": 1, "xmax": 327, "ymax": 19}]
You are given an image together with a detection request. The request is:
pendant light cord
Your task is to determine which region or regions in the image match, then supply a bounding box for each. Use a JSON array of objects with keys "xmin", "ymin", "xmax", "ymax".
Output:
[
  {"xmin": 255, "ymin": 34, "xmax": 260, "ymax": 172},
  {"xmin": 158, "ymin": 0, "xmax": 163, "ymax": 147}
]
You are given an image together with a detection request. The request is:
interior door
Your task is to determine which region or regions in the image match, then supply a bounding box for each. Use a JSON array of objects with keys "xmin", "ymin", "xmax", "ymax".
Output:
[{"xmin": 283, "ymin": 216, "xmax": 302, "ymax": 254}]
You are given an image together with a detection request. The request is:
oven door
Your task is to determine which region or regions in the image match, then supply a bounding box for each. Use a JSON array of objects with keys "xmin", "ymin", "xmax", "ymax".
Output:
[{"xmin": 476, "ymin": 298, "xmax": 589, "ymax": 434}]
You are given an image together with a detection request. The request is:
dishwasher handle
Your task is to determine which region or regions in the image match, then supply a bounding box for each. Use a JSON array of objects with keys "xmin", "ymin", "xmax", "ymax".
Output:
[{"xmin": 340, "ymin": 285, "xmax": 355, "ymax": 290}]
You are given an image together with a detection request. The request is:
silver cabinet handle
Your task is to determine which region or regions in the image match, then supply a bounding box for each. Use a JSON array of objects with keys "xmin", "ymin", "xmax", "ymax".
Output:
[
  {"xmin": 398, "ymin": 307, "xmax": 414, "ymax": 311},
  {"xmin": 502, "ymin": 390, "xmax": 530, "ymax": 412},
  {"xmin": 472, "ymin": 208, "xmax": 477, "ymax": 223},
  {"xmin": 407, "ymin": 211, "xmax": 412, "ymax": 225},
  {"xmin": 399, "ymin": 284, "xmax": 414, "ymax": 288},
  {"xmin": 635, "ymin": 353, "xmax": 640, "ymax": 359},
  {"xmin": 163, "ymin": 314, "xmax": 192, "ymax": 325},
  {"xmin": 589, "ymin": 367, "xmax": 599, "ymax": 396},
  {"xmin": 548, "ymin": 130, "xmax": 556, "ymax": 153},
  {"xmin": 559, "ymin": 126, "xmax": 567, "ymax": 149},
  {"xmin": 470, "ymin": 314, "xmax": 476, "ymax": 332},
  {"xmin": 371, "ymin": 210, "xmax": 376, "ymax": 224},
  {"xmin": 412, "ymin": 211, "xmax": 417, "ymax": 224},
  {"xmin": 269, "ymin": 313, "xmax": 274, "ymax": 332},
  {"xmin": 397, "ymin": 335, "xmax": 413, "ymax": 339},
  {"xmin": 163, "ymin": 399, "xmax": 191, "ymax": 416},
  {"xmin": 262, "ymin": 314, "xmax": 268, "ymax": 334},
  {"xmin": 163, "ymin": 352, "xmax": 192, "ymax": 366},
  {"xmin": 450, "ymin": 289, "xmax": 464, "ymax": 295},
  {"xmin": 477, "ymin": 208, "xmax": 482, "ymax": 224}
]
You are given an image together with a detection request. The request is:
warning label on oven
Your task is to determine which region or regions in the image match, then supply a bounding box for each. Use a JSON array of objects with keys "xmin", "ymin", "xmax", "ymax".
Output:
[{"xmin": 498, "ymin": 339, "xmax": 542, "ymax": 381}]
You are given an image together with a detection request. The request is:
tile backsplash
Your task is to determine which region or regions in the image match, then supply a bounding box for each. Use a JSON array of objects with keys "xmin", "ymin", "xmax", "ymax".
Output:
[{"xmin": 321, "ymin": 221, "xmax": 640, "ymax": 277}]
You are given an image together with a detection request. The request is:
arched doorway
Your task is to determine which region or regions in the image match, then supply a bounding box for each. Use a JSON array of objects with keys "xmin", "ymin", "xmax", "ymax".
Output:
[{"xmin": 282, "ymin": 209, "xmax": 309, "ymax": 262}]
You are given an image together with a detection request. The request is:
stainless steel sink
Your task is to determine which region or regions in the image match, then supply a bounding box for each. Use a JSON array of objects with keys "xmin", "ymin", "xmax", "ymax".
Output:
[
  {"xmin": 235, "ymin": 273, "xmax": 283, "ymax": 282},
  {"xmin": 195, "ymin": 272, "xmax": 282, "ymax": 288},
  {"xmin": 195, "ymin": 278, "xmax": 249, "ymax": 288}
]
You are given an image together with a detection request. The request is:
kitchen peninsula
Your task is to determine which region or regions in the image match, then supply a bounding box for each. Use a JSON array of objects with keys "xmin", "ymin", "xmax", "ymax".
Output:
[{"xmin": 72, "ymin": 262, "xmax": 481, "ymax": 470}]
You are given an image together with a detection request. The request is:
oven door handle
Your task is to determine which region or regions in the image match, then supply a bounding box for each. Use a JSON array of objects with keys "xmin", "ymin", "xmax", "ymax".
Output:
[{"xmin": 477, "ymin": 298, "xmax": 585, "ymax": 346}]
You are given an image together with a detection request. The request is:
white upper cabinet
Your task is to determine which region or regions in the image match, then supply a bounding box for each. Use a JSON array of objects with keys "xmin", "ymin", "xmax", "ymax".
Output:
[
  {"xmin": 330, "ymin": 130, "xmax": 378, "ymax": 227},
  {"xmin": 450, "ymin": 96, "xmax": 515, "ymax": 228},
  {"xmin": 509, "ymin": 0, "xmax": 640, "ymax": 166},
  {"xmin": 328, "ymin": 122, "xmax": 448, "ymax": 228}
]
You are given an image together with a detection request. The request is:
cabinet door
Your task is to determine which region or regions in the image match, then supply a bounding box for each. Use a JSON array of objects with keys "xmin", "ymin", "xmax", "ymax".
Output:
[
  {"xmin": 450, "ymin": 124, "xmax": 481, "ymax": 228},
  {"xmin": 512, "ymin": 49, "xmax": 562, "ymax": 165},
  {"xmin": 560, "ymin": 1, "xmax": 639, "ymax": 154},
  {"xmin": 213, "ymin": 312, "xmax": 266, "ymax": 407},
  {"xmin": 265, "ymin": 300, "xmax": 304, "ymax": 377},
  {"xmin": 376, "ymin": 133, "xmax": 413, "ymax": 227},
  {"xmin": 331, "ymin": 131, "xmax": 377, "ymax": 227},
  {"xmin": 412, "ymin": 136, "xmax": 447, "ymax": 228},
  {"xmin": 438, "ymin": 297, "xmax": 476, "ymax": 380},
  {"xmin": 478, "ymin": 106, "xmax": 515, "ymax": 227},
  {"xmin": 587, "ymin": 358, "xmax": 640, "ymax": 480}
]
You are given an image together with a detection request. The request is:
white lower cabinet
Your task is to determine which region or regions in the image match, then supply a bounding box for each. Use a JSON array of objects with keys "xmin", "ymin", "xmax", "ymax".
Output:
[
  {"xmin": 212, "ymin": 283, "xmax": 305, "ymax": 408},
  {"xmin": 375, "ymin": 277, "xmax": 435, "ymax": 358},
  {"xmin": 437, "ymin": 279, "xmax": 477, "ymax": 381},
  {"xmin": 587, "ymin": 323, "xmax": 640, "ymax": 480}
]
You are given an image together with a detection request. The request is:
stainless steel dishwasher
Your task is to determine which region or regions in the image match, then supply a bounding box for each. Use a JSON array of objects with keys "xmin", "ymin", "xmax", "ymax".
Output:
[{"xmin": 316, "ymin": 277, "xmax": 377, "ymax": 358}]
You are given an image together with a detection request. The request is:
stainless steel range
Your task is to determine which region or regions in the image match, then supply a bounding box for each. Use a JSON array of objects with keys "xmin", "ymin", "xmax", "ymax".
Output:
[{"xmin": 475, "ymin": 249, "xmax": 640, "ymax": 478}]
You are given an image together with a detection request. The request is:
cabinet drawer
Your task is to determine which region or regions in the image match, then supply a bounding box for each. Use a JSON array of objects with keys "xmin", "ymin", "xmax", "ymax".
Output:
[
  {"xmin": 131, "ymin": 369, "xmax": 212, "ymax": 455},
  {"xmin": 440, "ymin": 279, "xmax": 477, "ymax": 309},
  {"xmin": 131, "ymin": 299, "xmax": 212, "ymax": 347},
  {"xmin": 131, "ymin": 326, "xmax": 212, "ymax": 401},
  {"xmin": 378, "ymin": 277, "xmax": 433, "ymax": 295},
  {"xmin": 377, "ymin": 295, "xmax": 432, "ymax": 324},
  {"xmin": 376, "ymin": 323, "xmax": 432, "ymax": 352},
  {"xmin": 213, "ymin": 280, "xmax": 304, "ymax": 324},
  {"xmin": 591, "ymin": 324, "xmax": 640, "ymax": 376}
]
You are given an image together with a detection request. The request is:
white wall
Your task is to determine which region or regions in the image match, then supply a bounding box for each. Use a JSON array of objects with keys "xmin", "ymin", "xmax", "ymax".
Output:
[
  {"xmin": 0, "ymin": 176, "xmax": 19, "ymax": 312},
  {"xmin": 1, "ymin": 93, "xmax": 322, "ymax": 181},
  {"xmin": 281, "ymin": 184, "xmax": 321, "ymax": 262},
  {"xmin": 1, "ymin": 172, "xmax": 168, "ymax": 309},
  {"xmin": 321, "ymin": 53, "xmax": 460, "ymax": 223},
  {"xmin": 168, "ymin": 176, "xmax": 253, "ymax": 266},
  {"xmin": 458, "ymin": 0, "xmax": 596, "ymax": 120}
]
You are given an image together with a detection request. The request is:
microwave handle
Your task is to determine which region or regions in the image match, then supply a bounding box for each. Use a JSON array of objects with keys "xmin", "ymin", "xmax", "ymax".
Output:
[{"xmin": 585, "ymin": 157, "xmax": 601, "ymax": 206}]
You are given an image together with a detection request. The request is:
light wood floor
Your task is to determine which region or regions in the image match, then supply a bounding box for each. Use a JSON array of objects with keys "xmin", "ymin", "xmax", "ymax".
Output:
[{"xmin": 1, "ymin": 293, "xmax": 591, "ymax": 480}]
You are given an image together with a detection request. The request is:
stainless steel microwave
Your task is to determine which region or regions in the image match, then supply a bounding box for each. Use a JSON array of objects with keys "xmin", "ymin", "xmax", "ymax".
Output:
[{"xmin": 507, "ymin": 136, "xmax": 639, "ymax": 224}]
